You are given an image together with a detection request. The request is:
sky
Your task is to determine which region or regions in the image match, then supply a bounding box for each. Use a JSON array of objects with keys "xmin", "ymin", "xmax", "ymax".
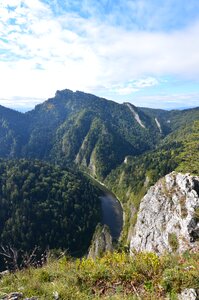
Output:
[{"xmin": 0, "ymin": 0, "xmax": 199, "ymax": 111}]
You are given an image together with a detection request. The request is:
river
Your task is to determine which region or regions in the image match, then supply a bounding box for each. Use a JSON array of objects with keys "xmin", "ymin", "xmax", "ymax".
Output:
[
  {"xmin": 84, "ymin": 173, "xmax": 123, "ymax": 240},
  {"xmin": 100, "ymin": 193, "xmax": 123, "ymax": 240}
]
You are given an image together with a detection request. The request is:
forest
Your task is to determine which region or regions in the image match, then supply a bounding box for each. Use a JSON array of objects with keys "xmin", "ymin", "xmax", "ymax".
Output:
[{"xmin": 0, "ymin": 159, "xmax": 101, "ymax": 269}]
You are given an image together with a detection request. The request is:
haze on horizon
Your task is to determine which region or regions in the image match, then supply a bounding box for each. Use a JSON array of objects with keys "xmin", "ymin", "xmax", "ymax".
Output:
[{"xmin": 0, "ymin": 0, "xmax": 199, "ymax": 111}]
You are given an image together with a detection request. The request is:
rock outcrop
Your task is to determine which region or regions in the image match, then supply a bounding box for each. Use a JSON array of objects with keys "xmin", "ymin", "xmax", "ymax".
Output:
[
  {"xmin": 178, "ymin": 288, "xmax": 199, "ymax": 300},
  {"xmin": 88, "ymin": 224, "xmax": 113, "ymax": 259},
  {"xmin": 130, "ymin": 172, "xmax": 199, "ymax": 254},
  {"xmin": 0, "ymin": 293, "xmax": 23, "ymax": 300}
]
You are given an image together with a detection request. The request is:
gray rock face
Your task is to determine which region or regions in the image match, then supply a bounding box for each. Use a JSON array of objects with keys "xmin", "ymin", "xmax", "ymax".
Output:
[
  {"xmin": 88, "ymin": 224, "xmax": 113, "ymax": 259},
  {"xmin": 178, "ymin": 288, "xmax": 199, "ymax": 300},
  {"xmin": 1, "ymin": 293, "xmax": 23, "ymax": 300},
  {"xmin": 130, "ymin": 172, "xmax": 199, "ymax": 254}
]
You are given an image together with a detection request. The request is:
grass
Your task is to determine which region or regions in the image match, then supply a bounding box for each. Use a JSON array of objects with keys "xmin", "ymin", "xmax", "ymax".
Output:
[
  {"xmin": 168, "ymin": 233, "xmax": 179, "ymax": 252},
  {"xmin": 179, "ymin": 196, "xmax": 188, "ymax": 218},
  {"xmin": 0, "ymin": 251, "xmax": 198, "ymax": 299},
  {"xmin": 194, "ymin": 207, "xmax": 199, "ymax": 221}
]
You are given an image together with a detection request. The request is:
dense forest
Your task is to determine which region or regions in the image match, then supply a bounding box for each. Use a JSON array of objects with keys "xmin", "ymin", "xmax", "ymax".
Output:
[{"xmin": 0, "ymin": 159, "xmax": 101, "ymax": 269}]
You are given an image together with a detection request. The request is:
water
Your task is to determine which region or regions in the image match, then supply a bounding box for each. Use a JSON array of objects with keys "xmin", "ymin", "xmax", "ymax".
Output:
[
  {"xmin": 100, "ymin": 193, "xmax": 123, "ymax": 240},
  {"xmin": 83, "ymin": 173, "xmax": 123, "ymax": 241}
]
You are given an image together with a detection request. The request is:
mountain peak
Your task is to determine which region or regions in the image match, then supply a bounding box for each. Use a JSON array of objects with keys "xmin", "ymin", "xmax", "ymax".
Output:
[{"xmin": 55, "ymin": 88, "xmax": 74, "ymax": 97}]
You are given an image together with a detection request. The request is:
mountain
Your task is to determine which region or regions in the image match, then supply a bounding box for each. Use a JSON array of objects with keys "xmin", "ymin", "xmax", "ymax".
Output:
[
  {"xmin": 23, "ymin": 89, "xmax": 166, "ymax": 179},
  {"xmin": 0, "ymin": 105, "xmax": 29, "ymax": 158},
  {"xmin": 0, "ymin": 89, "xmax": 198, "ymax": 180},
  {"xmin": 0, "ymin": 89, "xmax": 198, "ymax": 246}
]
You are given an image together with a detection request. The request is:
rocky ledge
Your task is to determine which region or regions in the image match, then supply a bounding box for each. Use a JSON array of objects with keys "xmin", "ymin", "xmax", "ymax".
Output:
[{"xmin": 130, "ymin": 172, "xmax": 199, "ymax": 254}]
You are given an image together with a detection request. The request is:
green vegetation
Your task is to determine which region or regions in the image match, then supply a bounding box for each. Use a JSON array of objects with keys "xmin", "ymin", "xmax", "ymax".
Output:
[
  {"xmin": 194, "ymin": 207, "xmax": 199, "ymax": 221},
  {"xmin": 0, "ymin": 251, "xmax": 198, "ymax": 299},
  {"xmin": 168, "ymin": 233, "xmax": 179, "ymax": 252},
  {"xmin": 0, "ymin": 159, "xmax": 101, "ymax": 269},
  {"xmin": 0, "ymin": 105, "xmax": 29, "ymax": 158},
  {"xmin": 106, "ymin": 120, "xmax": 199, "ymax": 201}
]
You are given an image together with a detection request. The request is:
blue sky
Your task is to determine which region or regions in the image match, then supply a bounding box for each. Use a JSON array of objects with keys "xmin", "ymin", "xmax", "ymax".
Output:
[{"xmin": 0, "ymin": 0, "xmax": 199, "ymax": 111}]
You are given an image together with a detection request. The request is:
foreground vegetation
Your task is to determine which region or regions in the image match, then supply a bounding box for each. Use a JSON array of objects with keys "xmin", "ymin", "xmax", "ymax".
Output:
[{"xmin": 0, "ymin": 251, "xmax": 198, "ymax": 299}]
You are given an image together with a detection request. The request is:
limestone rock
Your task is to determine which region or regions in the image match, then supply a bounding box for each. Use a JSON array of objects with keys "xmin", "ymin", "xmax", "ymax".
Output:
[
  {"xmin": 1, "ymin": 293, "xmax": 23, "ymax": 300},
  {"xmin": 178, "ymin": 288, "xmax": 199, "ymax": 300},
  {"xmin": 0, "ymin": 270, "xmax": 9, "ymax": 278},
  {"xmin": 88, "ymin": 224, "xmax": 113, "ymax": 259},
  {"xmin": 130, "ymin": 172, "xmax": 199, "ymax": 254},
  {"xmin": 0, "ymin": 292, "xmax": 38, "ymax": 300}
]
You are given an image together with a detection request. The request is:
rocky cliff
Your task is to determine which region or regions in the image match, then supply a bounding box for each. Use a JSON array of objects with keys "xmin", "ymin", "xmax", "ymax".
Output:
[
  {"xmin": 130, "ymin": 172, "xmax": 199, "ymax": 254},
  {"xmin": 88, "ymin": 224, "xmax": 113, "ymax": 259}
]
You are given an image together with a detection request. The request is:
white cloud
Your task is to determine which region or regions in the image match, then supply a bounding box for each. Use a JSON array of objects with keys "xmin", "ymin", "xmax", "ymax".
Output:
[
  {"xmin": 130, "ymin": 93, "xmax": 199, "ymax": 109},
  {"xmin": 133, "ymin": 78, "xmax": 159, "ymax": 88},
  {"xmin": 0, "ymin": 96, "xmax": 43, "ymax": 111},
  {"xmin": 0, "ymin": 0, "xmax": 199, "ymax": 109},
  {"xmin": 108, "ymin": 77, "xmax": 158, "ymax": 95}
]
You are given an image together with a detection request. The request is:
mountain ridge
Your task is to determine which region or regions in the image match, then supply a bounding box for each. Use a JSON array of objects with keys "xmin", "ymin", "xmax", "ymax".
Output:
[{"xmin": 0, "ymin": 89, "xmax": 198, "ymax": 179}]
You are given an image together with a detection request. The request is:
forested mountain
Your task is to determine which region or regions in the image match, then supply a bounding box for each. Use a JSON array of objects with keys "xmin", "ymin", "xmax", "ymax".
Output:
[
  {"xmin": 0, "ymin": 105, "xmax": 29, "ymax": 158},
  {"xmin": 0, "ymin": 89, "xmax": 198, "ymax": 179},
  {"xmin": 106, "ymin": 120, "xmax": 199, "ymax": 198}
]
